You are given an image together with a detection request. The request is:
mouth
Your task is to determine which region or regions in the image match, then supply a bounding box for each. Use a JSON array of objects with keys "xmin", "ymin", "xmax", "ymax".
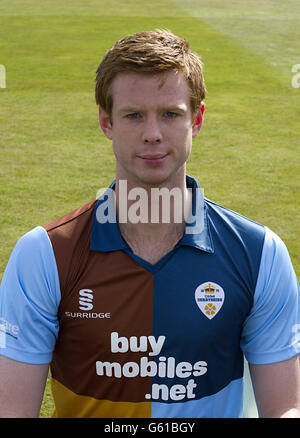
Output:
[{"xmin": 138, "ymin": 153, "xmax": 168, "ymax": 165}]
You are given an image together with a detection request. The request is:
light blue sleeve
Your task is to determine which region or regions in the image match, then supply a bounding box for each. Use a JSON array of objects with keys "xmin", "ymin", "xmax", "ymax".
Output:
[
  {"xmin": 0, "ymin": 226, "xmax": 61, "ymax": 364},
  {"xmin": 241, "ymin": 226, "xmax": 300, "ymax": 364}
]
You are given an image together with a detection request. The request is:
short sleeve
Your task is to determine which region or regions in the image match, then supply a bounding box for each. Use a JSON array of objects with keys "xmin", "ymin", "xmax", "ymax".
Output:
[
  {"xmin": 241, "ymin": 227, "xmax": 300, "ymax": 364},
  {"xmin": 0, "ymin": 226, "xmax": 61, "ymax": 364}
]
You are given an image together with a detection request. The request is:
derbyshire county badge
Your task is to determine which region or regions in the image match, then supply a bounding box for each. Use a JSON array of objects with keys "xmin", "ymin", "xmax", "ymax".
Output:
[{"xmin": 195, "ymin": 282, "xmax": 225, "ymax": 320}]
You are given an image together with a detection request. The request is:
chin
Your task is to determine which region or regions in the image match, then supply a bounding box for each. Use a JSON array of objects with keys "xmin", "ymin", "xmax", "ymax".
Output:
[{"xmin": 136, "ymin": 170, "xmax": 181, "ymax": 188}]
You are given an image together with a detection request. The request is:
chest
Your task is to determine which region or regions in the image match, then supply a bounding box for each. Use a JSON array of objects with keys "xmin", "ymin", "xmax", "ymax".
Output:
[
  {"xmin": 56, "ymin": 247, "xmax": 253, "ymax": 359},
  {"xmin": 52, "ymin": 247, "xmax": 254, "ymax": 403}
]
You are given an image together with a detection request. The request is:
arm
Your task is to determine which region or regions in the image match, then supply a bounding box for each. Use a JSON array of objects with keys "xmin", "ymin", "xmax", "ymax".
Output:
[
  {"xmin": 241, "ymin": 228, "xmax": 300, "ymax": 417},
  {"xmin": 0, "ymin": 227, "xmax": 60, "ymax": 417},
  {"xmin": 0, "ymin": 355, "xmax": 49, "ymax": 417},
  {"xmin": 249, "ymin": 355, "xmax": 300, "ymax": 418}
]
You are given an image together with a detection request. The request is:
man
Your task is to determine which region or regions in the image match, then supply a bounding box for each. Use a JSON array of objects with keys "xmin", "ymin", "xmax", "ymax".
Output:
[{"xmin": 0, "ymin": 29, "xmax": 299, "ymax": 418}]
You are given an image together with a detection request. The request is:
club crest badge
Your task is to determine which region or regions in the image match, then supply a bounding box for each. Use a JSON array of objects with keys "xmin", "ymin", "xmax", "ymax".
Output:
[{"xmin": 195, "ymin": 282, "xmax": 225, "ymax": 320}]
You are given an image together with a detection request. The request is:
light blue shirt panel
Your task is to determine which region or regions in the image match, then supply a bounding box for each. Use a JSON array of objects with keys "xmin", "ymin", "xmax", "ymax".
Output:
[
  {"xmin": 241, "ymin": 227, "xmax": 300, "ymax": 364},
  {"xmin": 151, "ymin": 378, "xmax": 244, "ymax": 418},
  {"xmin": 0, "ymin": 226, "xmax": 60, "ymax": 364}
]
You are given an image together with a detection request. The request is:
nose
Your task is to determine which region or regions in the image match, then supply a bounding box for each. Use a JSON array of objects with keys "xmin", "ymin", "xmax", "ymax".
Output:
[{"xmin": 142, "ymin": 116, "xmax": 163, "ymax": 144}]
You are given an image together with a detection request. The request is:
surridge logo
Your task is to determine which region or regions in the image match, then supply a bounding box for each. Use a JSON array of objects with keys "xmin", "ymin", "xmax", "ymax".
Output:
[
  {"xmin": 79, "ymin": 288, "xmax": 94, "ymax": 311},
  {"xmin": 64, "ymin": 288, "xmax": 110, "ymax": 319}
]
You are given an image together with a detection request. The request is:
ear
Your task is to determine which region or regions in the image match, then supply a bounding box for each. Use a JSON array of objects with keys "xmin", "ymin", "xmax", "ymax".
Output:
[
  {"xmin": 98, "ymin": 107, "xmax": 113, "ymax": 140},
  {"xmin": 192, "ymin": 102, "xmax": 205, "ymax": 138}
]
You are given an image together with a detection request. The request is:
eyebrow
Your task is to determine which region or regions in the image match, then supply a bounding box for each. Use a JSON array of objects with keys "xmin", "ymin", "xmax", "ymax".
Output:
[
  {"xmin": 118, "ymin": 107, "xmax": 141, "ymax": 114},
  {"xmin": 118, "ymin": 104, "xmax": 188, "ymax": 114}
]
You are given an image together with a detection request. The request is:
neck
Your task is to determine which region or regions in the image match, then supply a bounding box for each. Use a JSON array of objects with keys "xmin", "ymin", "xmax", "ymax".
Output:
[{"xmin": 115, "ymin": 175, "xmax": 192, "ymax": 247}]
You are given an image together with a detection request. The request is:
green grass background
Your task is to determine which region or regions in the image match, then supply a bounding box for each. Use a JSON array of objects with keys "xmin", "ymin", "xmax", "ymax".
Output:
[{"xmin": 0, "ymin": 0, "xmax": 299, "ymax": 418}]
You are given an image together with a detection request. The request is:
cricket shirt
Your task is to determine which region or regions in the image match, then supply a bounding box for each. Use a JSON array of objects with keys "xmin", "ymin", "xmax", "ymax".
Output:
[{"xmin": 0, "ymin": 176, "xmax": 299, "ymax": 418}]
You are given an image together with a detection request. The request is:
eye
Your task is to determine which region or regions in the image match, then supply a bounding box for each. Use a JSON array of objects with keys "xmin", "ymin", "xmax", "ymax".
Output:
[
  {"xmin": 164, "ymin": 111, "xmax": 178, "ymax": 118},
  {"xmin": 126, "ymin": 113, "xmax": 141, "ymax": 119}
]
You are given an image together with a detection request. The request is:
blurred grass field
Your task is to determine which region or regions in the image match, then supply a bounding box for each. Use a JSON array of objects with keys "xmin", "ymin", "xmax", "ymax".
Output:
[{"xmin": 0, "ymin": 0, "xmax": 299, "ymax": 418}]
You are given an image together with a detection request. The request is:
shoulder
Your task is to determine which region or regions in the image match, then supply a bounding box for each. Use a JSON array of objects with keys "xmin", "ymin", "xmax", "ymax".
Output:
[
  {"xmin": 257, "ymin": 226, "xmax": 298, "ymax": 292},
  {"xmin": 205, "ymin": 200, "xmax": 292, "ymax": 269},
  {"xmin": 44, "ymin": 200, "xmax": 97, "ymax": 235},
  {"xmin": 205, "ymin": 198, "xmax": 265, "ymax": 234},
  {"xmin": 204, "ymin": 198, "xmax": 266, "ymax": 256},
  {"xmin": 42, "ymin": 200, "xmax": 98, "ymax": 294},
  {"xmin": 7, "ymin": 225, "xmax": 60, "ymax": 291},
  {"xmin": 42, "ymin": 200, "xmax": 97, "ymax": 259},
  {"xmin": 262, "ymin": 226, "xmax": 290, "ymax": 258},
  {"xmin": 9, "ymin": 225, "xmax": 54, "ymax": 267}
]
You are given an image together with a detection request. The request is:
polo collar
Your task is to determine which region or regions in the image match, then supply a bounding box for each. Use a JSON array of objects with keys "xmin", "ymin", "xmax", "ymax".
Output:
[{"xmin": 90, "ymin": 176, "xmax": 214, "ymax": 254}]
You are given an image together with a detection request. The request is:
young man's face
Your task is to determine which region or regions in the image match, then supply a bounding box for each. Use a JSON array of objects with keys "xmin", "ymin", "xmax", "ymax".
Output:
[{"xmin": 99, "ymin": 71, "xmax": 203, "ymax": 188}]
